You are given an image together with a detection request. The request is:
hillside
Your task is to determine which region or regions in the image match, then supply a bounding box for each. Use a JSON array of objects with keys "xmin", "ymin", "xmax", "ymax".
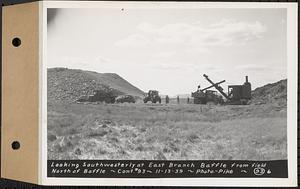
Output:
[
  {"xmin": 251, "ymin": 79, "xmax": 287, "ymax": 106},
  {"xmin": 47, "ymin": 68, "xmax": 145, "ymax": 102}
]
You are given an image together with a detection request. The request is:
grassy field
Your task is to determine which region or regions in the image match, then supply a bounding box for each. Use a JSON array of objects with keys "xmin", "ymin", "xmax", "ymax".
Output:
[{"xmin": 48, "ymin": 102, "xmax": 287, "ymax": 160}]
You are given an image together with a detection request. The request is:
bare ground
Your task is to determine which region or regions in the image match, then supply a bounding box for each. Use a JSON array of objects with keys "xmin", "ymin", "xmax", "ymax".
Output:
[{"xmin": 47, "ymin": 102, "xmax": 287, "ymax": 160}]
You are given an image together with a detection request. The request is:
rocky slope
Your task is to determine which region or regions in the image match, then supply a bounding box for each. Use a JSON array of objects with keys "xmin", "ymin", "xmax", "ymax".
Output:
[
  {"xmin": 251, "ymin": 79, "xmax": 287, "ymax": 106},
  {"xmin": 47, "ymin": 68, "xmax": 145, "ymax": 102}
]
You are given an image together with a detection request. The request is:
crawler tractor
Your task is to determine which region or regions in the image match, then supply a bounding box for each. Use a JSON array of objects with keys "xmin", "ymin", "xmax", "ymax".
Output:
[{"xmin": 144, "ymin": 90, "xmax": 161, "ymax": 103}]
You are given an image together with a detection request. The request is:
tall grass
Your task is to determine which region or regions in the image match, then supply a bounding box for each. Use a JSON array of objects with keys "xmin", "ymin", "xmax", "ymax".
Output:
[{"xmin": 48, "ymin": 102, "xmax": 287, "ymax": 160}]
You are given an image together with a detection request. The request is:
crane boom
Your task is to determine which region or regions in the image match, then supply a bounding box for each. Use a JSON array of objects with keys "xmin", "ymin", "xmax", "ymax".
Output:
[
  {"xmin": 201, "ymin": 80, "xmax": 226, "ymax": 91},
  {"xmin": 203, "ymin": 74, "xmax": 230, "ymax": 100}
]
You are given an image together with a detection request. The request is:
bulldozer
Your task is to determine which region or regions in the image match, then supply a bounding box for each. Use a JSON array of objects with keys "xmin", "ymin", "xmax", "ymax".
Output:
[
  {"xmin": 191, "ymin": 74, "xmax": 251, "ymax": 105},
  {"xmin": 143, "ymin": 90, "xmax": 161, "ymax": 103}
]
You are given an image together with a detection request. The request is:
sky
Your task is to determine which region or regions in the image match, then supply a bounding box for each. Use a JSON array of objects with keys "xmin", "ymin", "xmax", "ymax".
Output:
[{"xmin": 47, "ymin": 7, "xmax": 287, "ymax": 96}]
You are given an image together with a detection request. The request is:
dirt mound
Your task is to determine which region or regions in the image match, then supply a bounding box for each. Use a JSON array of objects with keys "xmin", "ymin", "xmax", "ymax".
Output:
[
  {"xmin": 48, "ymin": 68, "xmax": 144, "ymax": 102},
  {"xmin": 87, "ymin": 72, "xmax": 144, "ymax": 97},
  {"xmin": 251, "ymin": 79, "xmax": 287, "ymax": 106}
]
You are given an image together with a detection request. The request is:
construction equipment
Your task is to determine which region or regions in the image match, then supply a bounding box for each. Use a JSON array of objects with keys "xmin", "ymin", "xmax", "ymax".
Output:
[
  {"xmin": 76, "ymin": 89, "xmax": 117, "ymax": 103},
  {"xmin": 203, "ymin": 74, "xmax": 229, "ymax": 100},
  {"xmin": 191, "ymin": 89, "xmax": 224, "ymax": 104},
  {"xmin": 227, "ymin": 76, "xmax": 251, "ymax": 105},
  {"xmin": 144, "ymin": 90, "xmax": 162, "ymax": 103},
  {"xmin": 192, "ymin": 74, "xmax": 251, "ymax": 105},
  {"xmin": 116, "ymin": 95, "xmax": 136, "ymax": 103}
]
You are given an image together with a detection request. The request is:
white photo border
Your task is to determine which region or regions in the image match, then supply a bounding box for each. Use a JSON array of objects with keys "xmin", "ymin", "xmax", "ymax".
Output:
[{"xmin": 40, "ymin": 1, "xmax": 298, "ymax": 186}]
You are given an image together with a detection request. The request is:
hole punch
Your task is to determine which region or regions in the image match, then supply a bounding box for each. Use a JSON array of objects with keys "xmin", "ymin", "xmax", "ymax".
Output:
[
  {"xmin": 11, "ymin": 141, "xmax": 20, "ymax": 150},
  {"xmin": 12, "ymin": 37, "xmax": 21, "ymax": 47}
]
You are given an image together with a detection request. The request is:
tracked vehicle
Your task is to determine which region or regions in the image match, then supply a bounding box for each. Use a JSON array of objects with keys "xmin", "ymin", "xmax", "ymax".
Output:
[{"xmin": 143, "ymin": 90, "xmax": 161, "ymax": 103}]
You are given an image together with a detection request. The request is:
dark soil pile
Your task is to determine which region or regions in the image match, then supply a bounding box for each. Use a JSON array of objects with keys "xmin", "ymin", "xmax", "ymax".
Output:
[
  {"xmin": 48, "ymin": 68, "xmax": 144, "ymax": 103},
  {"xmin": 251, "ymin": 79, "xmax": 287, "ymax": 106}
]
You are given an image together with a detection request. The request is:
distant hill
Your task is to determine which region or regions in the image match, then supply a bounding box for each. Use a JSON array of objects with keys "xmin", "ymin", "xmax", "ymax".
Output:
[
  {"xmin": 251, "ymin": 79, "xmax": 287, "ymax": 106},
  {"xmin": 47, "ymin": 68, "xmax": 145, "ymax": 102}
]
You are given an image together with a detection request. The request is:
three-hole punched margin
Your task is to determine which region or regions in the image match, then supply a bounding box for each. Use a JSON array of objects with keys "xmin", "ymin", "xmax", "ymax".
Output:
[{"xmin": 10, "ymin": 37, "xmax": 22, "ymax": 150}]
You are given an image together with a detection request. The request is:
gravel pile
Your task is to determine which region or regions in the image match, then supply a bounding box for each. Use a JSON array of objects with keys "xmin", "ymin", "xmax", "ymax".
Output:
[
  {"xmin": 251, "ymin": 79, "xmax": 287, "ymax": 106},
  {"xmin": 47, "ymin": 68, "xmax": 122, "ymax": 103}
]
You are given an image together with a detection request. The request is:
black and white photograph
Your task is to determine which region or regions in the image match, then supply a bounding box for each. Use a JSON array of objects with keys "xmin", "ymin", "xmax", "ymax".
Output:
[
  {"xmin": 47, "ymin": 5, "xmax": 288, "ymax": 161},
  {"xmin": 41, "ymin": 3, "xmax": 298, "ymax": 186}
]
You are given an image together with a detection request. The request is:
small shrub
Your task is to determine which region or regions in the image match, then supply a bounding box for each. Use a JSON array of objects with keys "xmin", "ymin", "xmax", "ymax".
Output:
[
  {"xmin": 188, "ymin": 133, "xmax": 199, "ymax": 142},
  {"xmin": 87, "ymin": 130, "xmax": 108, "ymax": 138},
  {"xmin": 153, "ymin": 150, "xmax": 167, "ymax": 160},
  {"xmin": 74, "ymin": 148, "xmax": 82, "ymax": 155},
  {"xmin": 135, "ymin": 145, "xmax": 144, "ymax": 151},
  {"xmin": 97, "ymin": 148, "xmax": 107, "ymax": 155},
  {"xmin": 48, "ymin": 134, "xmax": 57, "ymax": 142}
]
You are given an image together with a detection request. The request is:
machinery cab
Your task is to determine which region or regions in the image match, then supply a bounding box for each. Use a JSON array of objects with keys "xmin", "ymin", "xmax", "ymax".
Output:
[
  {"xmin": 206, "ymin": 90, "xmax": 217, "ymax": 97},
  {"xmin": 227, "ymin": 76, "xmax": 251, "ymax": 104},
  {"xmin": 144, "ymin": 90, "xmax": 161, "ymax": 103},
  {"xmin": 148, "ymin": 90, "xmax": 158, "ymax": 97}
]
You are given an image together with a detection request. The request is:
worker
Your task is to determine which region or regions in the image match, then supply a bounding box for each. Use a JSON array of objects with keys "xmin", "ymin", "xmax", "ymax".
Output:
[
  {"xmin": 177, "ymin": 96, "xmax": 180, "ymax": 104},
  {"xmin": 166, "ymin": 95, "xmax": 169, "ymax": 104}
]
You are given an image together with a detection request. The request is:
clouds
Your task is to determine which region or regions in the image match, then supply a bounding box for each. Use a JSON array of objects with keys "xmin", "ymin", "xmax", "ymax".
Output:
[
  {"xmin": 145, "ymin": 59, "xmax": 223, "ymax": 73},
  {"xmin": 234, "ymin": 63, "xmax": 286, "ymax": 76},
  {"xmin": 115, "ymin": 19, "xmax": 267, "ymax": 49},
  {"xmin": 153, "ymin": 51, "xmax": 176, "ymax": 58},
  {"xmin": 235, "ymin": 64, "xmax": 270, "ymax": 71},
  {"xmin": 114, "ymin": 19, "xmax": 267, "ymax": 74},
  {"xmin": 115, "ymin": 33, "xmax": 151, "ymax": 46},
  {"xmin": 207, "ymin": 19, "xmax": 267, "ymax": 45},
  {"xmin": 48, "ymin": 8, "xmax": 285, "ymax": 96}
]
